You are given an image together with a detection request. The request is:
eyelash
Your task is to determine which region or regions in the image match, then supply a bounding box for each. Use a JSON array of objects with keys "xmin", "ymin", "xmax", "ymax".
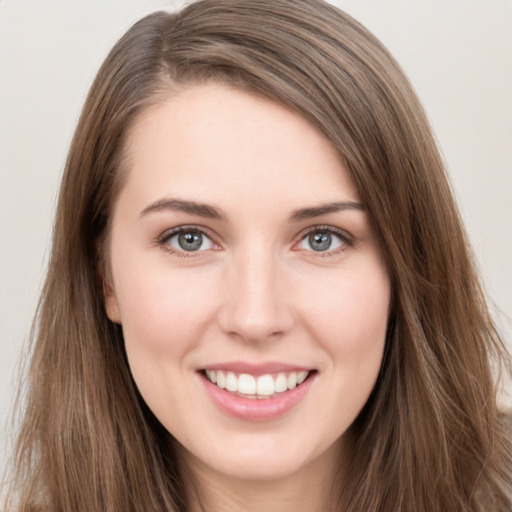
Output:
[
  {"xmin": 295, "ymin": 225, "xmax": 353, "ymax": 257},
  {"xmin": 157, "ymin": 225, "xmax": 219, "ymax": 258},
  {"xmin": 156, "ymin": 224, "xmax": 354, "ymax": 258}
]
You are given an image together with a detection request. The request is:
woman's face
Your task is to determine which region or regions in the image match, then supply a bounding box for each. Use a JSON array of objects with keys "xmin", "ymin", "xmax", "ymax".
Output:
[{"xmin": 105, "ymin": 83, "xmax": 390, "ymax": 483}]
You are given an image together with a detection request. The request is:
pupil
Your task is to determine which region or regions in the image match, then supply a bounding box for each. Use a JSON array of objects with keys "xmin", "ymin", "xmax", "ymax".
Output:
[
  {"xmin": 309, "ymin": 232, "xmax": 331, "ymax": 251},
  {"xmin": 178, "ymin": 232, "xmax": 202, "ymax": 251}
]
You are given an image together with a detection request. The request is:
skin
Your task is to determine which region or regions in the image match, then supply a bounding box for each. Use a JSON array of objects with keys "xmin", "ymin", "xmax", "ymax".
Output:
[{"xmin": 105, "ymin": 83, "xmax": 391, "ymax": 512}]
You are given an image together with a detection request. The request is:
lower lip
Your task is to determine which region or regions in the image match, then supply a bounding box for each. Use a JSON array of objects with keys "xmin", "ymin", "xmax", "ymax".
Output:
[{"xmin": 199, "ymin": 372, "xmax": 316, "ymax": 422}]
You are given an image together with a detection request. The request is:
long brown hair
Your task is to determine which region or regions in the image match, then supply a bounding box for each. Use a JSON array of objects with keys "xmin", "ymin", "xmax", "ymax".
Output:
[{"xmin": 4, "ymin": 1, "xmax": 511, "ymax": 510}]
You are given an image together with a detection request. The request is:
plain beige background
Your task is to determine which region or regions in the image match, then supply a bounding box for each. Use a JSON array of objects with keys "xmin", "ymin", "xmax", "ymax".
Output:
[{"xmin": 1, "ymin": 0, "xmax": 511, "ymax": 475}]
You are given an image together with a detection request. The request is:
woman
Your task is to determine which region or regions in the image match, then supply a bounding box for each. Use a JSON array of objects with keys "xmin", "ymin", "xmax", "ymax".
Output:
[{"xmin": 4, "ymin": 0, "xmax": 511, "ymax": 510}]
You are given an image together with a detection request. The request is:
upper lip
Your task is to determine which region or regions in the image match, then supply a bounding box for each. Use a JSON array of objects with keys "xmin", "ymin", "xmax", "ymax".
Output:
[{"xmin": 200, "ymin": 361, "xmax": 313, "ymax": 376}]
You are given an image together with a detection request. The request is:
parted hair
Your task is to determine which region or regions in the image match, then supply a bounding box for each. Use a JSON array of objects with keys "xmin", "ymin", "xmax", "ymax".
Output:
[{"xmin": 4, "ymin": 1, "xmax": 511, "ymax": 510}]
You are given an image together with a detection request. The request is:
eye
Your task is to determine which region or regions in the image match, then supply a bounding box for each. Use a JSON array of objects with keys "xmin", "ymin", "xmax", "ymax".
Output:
[
  {"xmin": 164, "ymin": 228, "xmax": 215, "ymax": 253},
  {"xmin": 297, "ymin": 228, "xmax": 349, "ymax": 253}
]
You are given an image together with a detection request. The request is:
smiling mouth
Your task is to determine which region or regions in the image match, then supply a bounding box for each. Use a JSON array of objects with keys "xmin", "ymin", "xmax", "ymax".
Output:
[{"xmin": 201, "ymin": 370, "xmax": 313, "ymax": 399}]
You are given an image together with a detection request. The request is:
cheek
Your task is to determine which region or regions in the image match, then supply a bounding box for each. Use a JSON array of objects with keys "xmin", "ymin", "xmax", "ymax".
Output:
[
  {"xmin": 298, "ymin": 263, "xmax": 390, "ymax": 357},
  {"xmin": 113, "ymin": 261, "xmax": 221, "ymax": 358},
  {"xmin": 113, "ymin": 264, "xmax": 223, "ymax": 418}
]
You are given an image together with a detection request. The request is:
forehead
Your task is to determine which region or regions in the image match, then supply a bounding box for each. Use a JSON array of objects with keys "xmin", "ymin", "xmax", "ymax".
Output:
[{"xmin": 119, "ymin": 83, "xmax": 360, "ymax": 213}]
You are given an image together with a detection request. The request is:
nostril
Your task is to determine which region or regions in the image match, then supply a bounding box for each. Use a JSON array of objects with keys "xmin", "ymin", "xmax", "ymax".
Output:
[{"xmin": 219, "ymin": 309, "xmax": 294, "ymax": 344}]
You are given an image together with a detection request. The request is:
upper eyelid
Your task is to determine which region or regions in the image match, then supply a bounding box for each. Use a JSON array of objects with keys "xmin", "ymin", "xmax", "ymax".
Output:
[
  {"xmin": 159, "ymin": 224, "xmax": 218, "ymax": 242},
  {"xmin": 297, "ymin": 224, "xmax": 353, "ymax": 242}
]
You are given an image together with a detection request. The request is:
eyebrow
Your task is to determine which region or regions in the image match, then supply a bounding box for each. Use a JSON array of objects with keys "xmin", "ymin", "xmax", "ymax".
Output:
[
  {"xmin": 139, "ymin": 198, "xmax": 364, "ymax": 222},
  {"xmin": 290, "ymin": 201, "xmax": 365, "ymax": 221},
  {"xmin": 139, "ymin": 198, "xmax": 226, "ymax": 220}
]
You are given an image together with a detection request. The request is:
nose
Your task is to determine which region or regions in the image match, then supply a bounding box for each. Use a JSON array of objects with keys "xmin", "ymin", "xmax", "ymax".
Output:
[{"xmin": 218, "ymin": 247, "xmax": 295, "ymax": 343}]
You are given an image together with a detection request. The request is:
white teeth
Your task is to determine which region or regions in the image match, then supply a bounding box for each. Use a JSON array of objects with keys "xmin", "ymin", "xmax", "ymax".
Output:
[
  {"xmin": 205, "ymin": 370, "xmax": 214, "ymax": 383},
  {"xmin": 226, "ymin": 372, "xmax": 238, "ymax": 392},
  {"xmin": 216, "ymin": 371, "xmax": 226, "ymax": 389},
  {"xmin": 297, "ymin": 371, "xmax": 308, "ymax": 384},
  {"xmin": 238, "ymin": 373, "xmax": 256, "ymax": 394},
  {"xmin": 275, "ymin": 373, "xmax": 288, "ymax": 393},
  {"xmin": 287, "ymin": 373, "xmax": 297, "ymax": 389},
  {"xmin": 205, "ymin": 370, "xmax": 310, "ymax": 396},
  {"xmin": 256, "ymin": 374, "xmax": 275, "ymax": 396}
]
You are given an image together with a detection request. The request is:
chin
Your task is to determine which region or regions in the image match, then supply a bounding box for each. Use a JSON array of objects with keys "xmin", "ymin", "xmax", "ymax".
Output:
[{"xmin": 179, "ymin": 430, "xmax": 342, "ymax": 485}]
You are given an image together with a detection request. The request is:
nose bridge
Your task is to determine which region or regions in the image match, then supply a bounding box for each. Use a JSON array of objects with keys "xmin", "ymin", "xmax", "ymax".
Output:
[{"xmin": 219, "ymin": 243, "xmax": 293, "ymax": 342}]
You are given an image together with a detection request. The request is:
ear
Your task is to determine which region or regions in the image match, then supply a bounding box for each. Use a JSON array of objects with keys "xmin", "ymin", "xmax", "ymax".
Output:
[
  {"xmin": 96, "ymin": 244, "xmax": 122, "ymax": 324},
  {"xmin": 104, "ymin": 279, "xmax": 122, "ymax": 324}
]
